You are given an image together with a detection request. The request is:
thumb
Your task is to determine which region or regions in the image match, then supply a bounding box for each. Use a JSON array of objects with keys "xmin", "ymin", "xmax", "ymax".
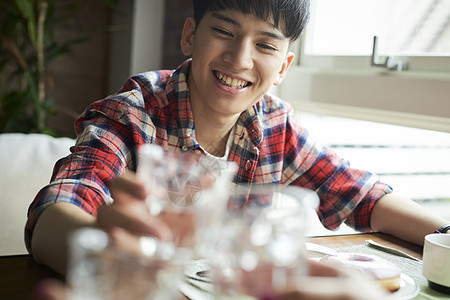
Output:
[{"xmin": 33, "ymin": 279, "xmax": 68, "ymax": 300}]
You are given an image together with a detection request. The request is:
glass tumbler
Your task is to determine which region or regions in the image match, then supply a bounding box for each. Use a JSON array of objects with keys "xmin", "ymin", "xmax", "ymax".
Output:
[
  {"xmin": 137, "ymin": 144, "xmax": 237, "ymax": 255},
  {"xmin": 207, "ymin": 184, "xmax": 319, "ymax": 299},
  {"xmin": 67, "ymin": 227, "xmax": 180, "ymax": 300}
]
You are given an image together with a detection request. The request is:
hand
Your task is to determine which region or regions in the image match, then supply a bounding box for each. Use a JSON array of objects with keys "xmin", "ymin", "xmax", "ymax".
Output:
[
  {"xmin": 278, "ymin": 259, "xmax": 387, "ymax": 300},
  {"xmin": 33, "ymin": 279, "xmax": 67, "ymax": 300},
  {"xmin": 97, "ymin": 171, "xmax": 173, "ymax": 256}
]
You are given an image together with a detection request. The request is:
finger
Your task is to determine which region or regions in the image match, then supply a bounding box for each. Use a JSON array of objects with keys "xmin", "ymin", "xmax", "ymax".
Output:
[
  {"xmin": 197, "ymin": 173, "xmax": 217, "ymax": 190},
  {"xmin": 108, "ymin": 172, "xmax": 147, "ymax": 201},
  {"xmin": 97, "ymin": 204, "xmax": 173, "ymax": 242},
  {"xmin": 159, "ymin": 211, "xmax": 196, "ymax": 247},
  {"xmin": 33, "ymin": 279, "xmax": 68, "ymax": 300},
  {"xmin": 108, "ymin": 227, "xmax": 147, "ymax": 257}
]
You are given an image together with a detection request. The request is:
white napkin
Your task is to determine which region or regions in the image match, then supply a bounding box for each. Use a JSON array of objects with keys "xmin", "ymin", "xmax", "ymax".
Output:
[
  {"xmin": 179, "ymin": 259, "xmax": 214, "ymax": 299},
  {"xmin": 179, "ymin": 259, "xmax": 255, "ymax": 300}
]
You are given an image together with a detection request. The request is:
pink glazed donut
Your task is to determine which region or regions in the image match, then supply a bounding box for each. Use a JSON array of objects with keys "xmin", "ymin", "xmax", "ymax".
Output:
[{"xmin": 320, "ymin": 253, "xmax": 402, "ymax": 292}]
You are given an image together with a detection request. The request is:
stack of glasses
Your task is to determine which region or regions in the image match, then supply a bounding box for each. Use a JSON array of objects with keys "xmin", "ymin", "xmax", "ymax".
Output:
[{"xmin": 67, "ymin": 144, "xmax": 319, "ymax": 299}]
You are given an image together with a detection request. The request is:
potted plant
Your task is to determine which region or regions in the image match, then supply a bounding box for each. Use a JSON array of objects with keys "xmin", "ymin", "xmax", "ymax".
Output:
[{"xmin": 0, "ymin": 0, "xmax": 118, "ymax": 135}]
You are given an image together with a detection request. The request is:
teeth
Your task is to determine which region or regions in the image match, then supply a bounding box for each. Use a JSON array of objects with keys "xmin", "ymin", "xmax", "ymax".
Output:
[{"xmin": 215, "ymin": 71, "xmax": 248, "ymax": 89}]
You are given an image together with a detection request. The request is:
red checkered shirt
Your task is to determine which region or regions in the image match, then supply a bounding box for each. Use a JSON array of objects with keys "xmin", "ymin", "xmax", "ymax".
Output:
[{"xmin": 25, "ymin": 59, "xmax": 392, "ymax": 251}]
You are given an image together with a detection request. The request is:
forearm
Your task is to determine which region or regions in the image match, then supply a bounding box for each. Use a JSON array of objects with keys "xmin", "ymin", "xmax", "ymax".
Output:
[
  {"xmin": 31, "ymin": 202, "xmax": 96, "ymax": 275},
  {"xmin": 370, "ymin": 193, "xmax": 449, "ymax": 245}
]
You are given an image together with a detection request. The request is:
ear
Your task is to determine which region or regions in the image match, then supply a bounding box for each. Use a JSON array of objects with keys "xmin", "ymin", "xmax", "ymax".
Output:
[
  {"xmin": 273, "ymin": 51, "xmax": 295, "ymax": 86},
  {"xmin": 180, "ymin": 17, "xmax": 196, "ymax": 56}
]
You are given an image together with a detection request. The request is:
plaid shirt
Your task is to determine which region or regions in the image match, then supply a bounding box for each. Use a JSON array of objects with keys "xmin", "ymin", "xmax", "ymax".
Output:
[{"xmin": 25, "ymin": 59, "xmax": 392, "ymax": 251}]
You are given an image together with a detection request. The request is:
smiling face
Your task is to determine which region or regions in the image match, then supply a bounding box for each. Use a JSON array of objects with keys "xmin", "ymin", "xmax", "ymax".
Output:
[{"xmin": 181, "ymin": 9, "xmax": 295, "ymax": 120}]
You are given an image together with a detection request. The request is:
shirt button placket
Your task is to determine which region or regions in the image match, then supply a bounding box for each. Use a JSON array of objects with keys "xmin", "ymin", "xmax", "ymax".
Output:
[{"xmin": 245, "ymin": 160, "xmax": 252, "ymax": 171}]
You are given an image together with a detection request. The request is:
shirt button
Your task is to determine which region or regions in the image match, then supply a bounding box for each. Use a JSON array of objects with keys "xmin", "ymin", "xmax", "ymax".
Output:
[
  {"xmin": 195, "ymin": 149, "xmax": 202, "ymax": 154},
  {"xmin": 245, "ymin": 160, "xmax": 252, "ymax": 170},
  {"xmin": 181, "ymin": 145, "xmax": 188, "ymax": 152}
]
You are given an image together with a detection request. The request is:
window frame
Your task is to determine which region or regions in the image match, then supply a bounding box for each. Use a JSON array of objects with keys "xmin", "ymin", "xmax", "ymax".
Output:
[{"xmin": 277, "ymin": 33, "xmax": 450, "ymax": 133}]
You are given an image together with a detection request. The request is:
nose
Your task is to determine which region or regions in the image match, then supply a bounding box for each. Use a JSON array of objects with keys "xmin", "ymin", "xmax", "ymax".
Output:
[{"xmin": 223, "ymin": 39, "xmax": 253, "ymax": 70}]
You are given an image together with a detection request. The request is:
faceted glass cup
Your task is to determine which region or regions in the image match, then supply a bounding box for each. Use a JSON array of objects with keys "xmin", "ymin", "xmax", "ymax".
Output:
[
  {"xmin": 137, "ymin": 144, "xmax": 237, "ymax": 253},
  {"xmin": 207, "ymin": 184, "xmax": 319, "ymax": 298},
  {"xmin": 67, "ymin": 228, "xmax": 181, "ymax": 299}
]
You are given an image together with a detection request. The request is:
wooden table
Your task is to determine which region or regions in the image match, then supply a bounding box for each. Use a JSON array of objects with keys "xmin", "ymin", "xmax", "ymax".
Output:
[
  {"xmin": 308, "ymin": 232, "xmax": 423, "ymax": 260},
  {"xmin": 0, "ymin": 232, "xmax": 422, "ymax": 299},
  {"xmin": 0, "ymin": 254, "xmax": 64, "ymax": 299}
]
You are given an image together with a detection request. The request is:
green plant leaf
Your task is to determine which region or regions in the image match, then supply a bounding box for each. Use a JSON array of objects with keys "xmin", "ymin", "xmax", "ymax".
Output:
[
  {"xmin": 45, "ymin": 35, "xmax": 88, "ymax": 63},
  {"xmin": 0, "ymin": 90, "xmax": 31, "ymax": 133},
  {"xmin": 2, "ymin": 0, "xmax": 121, "ymax": 135},
  {"xmin": 41, "ymin": 126, "xmax": 59, "ymax": 137},
  {"xmin": 14, "ymin": 0, "xmax": 37, "ymax": 48}
]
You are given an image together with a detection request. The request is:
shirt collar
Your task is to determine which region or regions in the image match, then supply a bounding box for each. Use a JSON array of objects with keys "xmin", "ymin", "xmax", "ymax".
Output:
[
  {"xmin": 166, "ymin": 60, "xmax": 197, "ymax": 149},
  {"xmin": 238, "ymin": 101, "xmax": 264, "ymax": 147}
]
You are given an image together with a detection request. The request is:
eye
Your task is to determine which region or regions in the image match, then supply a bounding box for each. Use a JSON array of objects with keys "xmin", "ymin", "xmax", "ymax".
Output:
[
  {"xmin": 211, "ymin": 27, "xmax": 233, "ymax": 37},
  {"xmin": 257, "ymin": 43, "xmax": 277, "ymax": 52}
]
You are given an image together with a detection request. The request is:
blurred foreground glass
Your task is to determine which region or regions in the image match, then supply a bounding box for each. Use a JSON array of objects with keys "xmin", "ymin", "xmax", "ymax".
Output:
[
  {"xmin": 67, "ymin": 228, "xmax": 180, "ymax": 300},
  {"xmin": 68, "ymin": 145, "xmax": 237, "ymax": 299},
  {"xmin": 137, "ymin": 144, "xmax": 237, "ymax": 257},
  {"xmin": 206, "ymin": 184, "xmax": 319, "ymax": 299}
]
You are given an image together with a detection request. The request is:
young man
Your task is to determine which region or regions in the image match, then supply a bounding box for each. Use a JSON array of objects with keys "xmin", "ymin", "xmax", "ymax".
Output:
[{"xmin": 27, "ymin": 0, "xmax": 448, "ymax": 296}]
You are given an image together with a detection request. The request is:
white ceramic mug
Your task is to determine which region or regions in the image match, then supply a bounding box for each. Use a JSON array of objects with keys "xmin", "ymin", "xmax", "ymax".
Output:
[{"xmin": 422, "ymin": 233, "xmax": 450, "ymax": 294}]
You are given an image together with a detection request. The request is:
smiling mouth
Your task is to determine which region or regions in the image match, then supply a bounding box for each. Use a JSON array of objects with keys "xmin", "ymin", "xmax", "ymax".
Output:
[{"xmin": 213, "ymin": 71, "xmax": 252, "ymax": 89}]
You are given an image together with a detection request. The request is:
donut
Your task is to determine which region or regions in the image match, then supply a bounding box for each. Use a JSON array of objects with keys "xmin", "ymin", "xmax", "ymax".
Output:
[{"xmin": 320, "ymin": 253, "xmax": 402, "ymax": 292}]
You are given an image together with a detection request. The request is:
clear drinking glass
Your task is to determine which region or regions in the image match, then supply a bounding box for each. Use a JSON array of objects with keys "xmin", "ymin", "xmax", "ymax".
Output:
[
  {"xmin": 67, "ymin": 228, "xmax": 180, "ymax": 300},
  {"xmin": 136, "ymin": 144, "xmax": 238, "ymax": 298},
  {"xmin": 68, "ymin": 145, "xmax": 238, "ymax": 299},
  {"xmin": 137, "ymin": 144, "xmax": 237, "ymax": 254},
  {"xmin": 206, "ymin": 184, "xmax": 319, "ymax": 299}
]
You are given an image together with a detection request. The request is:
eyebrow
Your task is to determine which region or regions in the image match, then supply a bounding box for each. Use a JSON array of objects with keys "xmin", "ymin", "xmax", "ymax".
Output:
[{"xmin": 211, "ymin": 12, "xmax": 286, "ymax": 41}]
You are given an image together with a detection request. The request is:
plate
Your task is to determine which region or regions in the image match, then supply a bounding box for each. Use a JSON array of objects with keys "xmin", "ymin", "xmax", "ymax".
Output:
[
  {"xmin": 384, "ymin": 273, "xmax": 419, "ymax": 300},
  {"xmin": 181, "ymin": 260, "xmax": 419, "ymax": 300},
  {"xmin": 181, "ymin": 259, "xmax": 254, "ymax": 299}
]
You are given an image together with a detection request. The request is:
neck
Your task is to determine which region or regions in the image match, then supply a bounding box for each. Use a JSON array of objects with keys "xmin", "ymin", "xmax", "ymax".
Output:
[
  {"xmin": 189, "ymin": 99, "xmax": 238, "ymax": 156},
  {"xmin": 187, "ymin": 71, "xmax": 240, "ymax": 156},
  {"xmin": 194, "ymin": 112, "xmax": 237, "ymax": 157}
]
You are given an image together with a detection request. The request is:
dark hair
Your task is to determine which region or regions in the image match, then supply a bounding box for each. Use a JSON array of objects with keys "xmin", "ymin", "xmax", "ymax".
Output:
[{"xmin": 193, "ymin": 0, "xmax": 310, "ymax": 42}]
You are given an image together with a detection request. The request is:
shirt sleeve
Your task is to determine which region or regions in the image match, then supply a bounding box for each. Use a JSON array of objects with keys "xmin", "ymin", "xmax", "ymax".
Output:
[
  {"xmin": 25, "ymin": 82, "xmax": 154, "ymax": 252},
  {"xmin": 284, "ymin": 115, "xmax": 392, "ymax": 232}
]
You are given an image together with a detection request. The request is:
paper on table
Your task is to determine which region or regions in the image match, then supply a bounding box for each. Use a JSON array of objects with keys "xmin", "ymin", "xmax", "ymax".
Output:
[{"xmin": 365, "ymin": 239, "xmax": 421, "ymax": 262}]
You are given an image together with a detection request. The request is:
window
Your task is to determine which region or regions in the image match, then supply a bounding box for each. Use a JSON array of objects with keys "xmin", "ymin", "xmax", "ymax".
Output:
[
  {"xmin": 278, "ymin": 0, "xmax": 450, "ymax": 132},
  {"xmin": 306, "ymin": 0, "xmax": 450, "ymax": 57},
  {"xmin": 300, "ymin": 0, "xmax": 450, "ymax": 72}
]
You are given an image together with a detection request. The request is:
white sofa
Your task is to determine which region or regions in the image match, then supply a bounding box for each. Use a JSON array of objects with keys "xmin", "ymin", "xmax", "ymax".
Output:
[{"xmin": 0, "ymin": 133, "xmax": 75, "ymax": 255}]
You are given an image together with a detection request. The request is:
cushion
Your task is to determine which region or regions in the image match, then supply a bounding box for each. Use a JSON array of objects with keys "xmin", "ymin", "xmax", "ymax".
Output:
[{"xmin": 0, "ymin": 133, "xmax": 75, "ymax": 255}]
